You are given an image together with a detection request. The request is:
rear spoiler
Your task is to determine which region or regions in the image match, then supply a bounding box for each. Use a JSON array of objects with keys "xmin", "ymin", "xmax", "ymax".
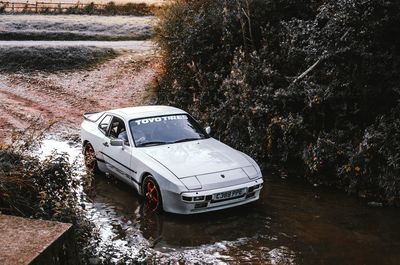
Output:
[{"xmin": 83, "ymin": 111, "xmax": 103, "ymax": 122}]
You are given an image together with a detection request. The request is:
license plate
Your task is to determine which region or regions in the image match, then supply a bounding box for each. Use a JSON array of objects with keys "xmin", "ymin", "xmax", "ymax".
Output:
[{"xmin": 214, "ymin": 188, "xmax": 245, "ymax": 201}]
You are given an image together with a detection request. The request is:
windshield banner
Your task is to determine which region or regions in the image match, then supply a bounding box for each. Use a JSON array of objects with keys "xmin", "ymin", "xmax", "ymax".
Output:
[{"xmin": 134, "ymin": 115, "xmax": 187, "ymax": 125}]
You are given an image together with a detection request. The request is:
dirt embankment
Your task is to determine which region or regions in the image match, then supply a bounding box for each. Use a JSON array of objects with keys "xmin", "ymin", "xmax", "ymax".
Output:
[{"xmin": 0, "ymin": 49, "xmax": 161, "ymax": 143}]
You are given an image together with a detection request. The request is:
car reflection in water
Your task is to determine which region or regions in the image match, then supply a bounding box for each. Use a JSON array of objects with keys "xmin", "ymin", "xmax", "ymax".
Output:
[
  {"xmin": 90, "ymin": 170, "xmax": 400, "ymax": 265},
  {"xmin": 88, "ymin": 171, "xmax": 295, "ymax": 264},
  {"xmin": 90, "ymin": 172, "xmax": 269, "ymax": 248}
]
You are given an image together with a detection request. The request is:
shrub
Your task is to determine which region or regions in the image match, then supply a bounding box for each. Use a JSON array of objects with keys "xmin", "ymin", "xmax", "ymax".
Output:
[
  {"xmin": 104, "ymin": 1, "xmax": 117, "ymax": 15},
  {"xmin": 0, "ymin": 123, "xmax": 96, "ymax": 262},
  {"xmin": 0, "ymin": 122, "xmax": 77, "ymax": 219},
  {"xmin": 340, "ymin": 105, "xmax": 400, "ymax": 204},
  {"xmin": 155, "ymin": 0, "xmax": 400, "ymax": 204},
  {"xmin": 117, "ymin": 2, "xmax": 152, "ymax": 16}
]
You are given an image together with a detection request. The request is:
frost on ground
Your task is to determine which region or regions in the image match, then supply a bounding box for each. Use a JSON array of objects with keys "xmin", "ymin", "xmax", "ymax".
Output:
[
  {"xmin": 0, "ymin": 46, "xmax": 117, "ymax": 72},
  {"xmin": 0, "ymin": 15, "xmax": 155, "ymax": 40},
  {"xmin": 0, "ymin": 46, "xmax": 160, "ymax": 144}
]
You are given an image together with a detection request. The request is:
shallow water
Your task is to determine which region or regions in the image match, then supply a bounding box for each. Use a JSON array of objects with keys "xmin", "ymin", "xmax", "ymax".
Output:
[{"xmin": 38, "ymin": 137, "xmax": 400, "ymax": 264}]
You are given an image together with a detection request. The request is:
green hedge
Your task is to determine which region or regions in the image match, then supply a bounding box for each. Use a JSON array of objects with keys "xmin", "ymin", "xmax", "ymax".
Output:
[{"xmin": 155, "ymin": 0, "xmax": 400, "ymax": 204}]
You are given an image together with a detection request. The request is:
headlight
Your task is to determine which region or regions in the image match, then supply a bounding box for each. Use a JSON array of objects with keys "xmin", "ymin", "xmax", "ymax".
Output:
[
  {"xmin": 242, "ymin": 166, "xmax": 259, "ymax": 179},
  {"xmin": 180, "ymin": 176, "xmax": 202, "ymax": 190}
]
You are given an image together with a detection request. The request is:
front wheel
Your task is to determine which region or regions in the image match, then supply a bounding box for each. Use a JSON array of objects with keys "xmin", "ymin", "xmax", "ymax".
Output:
[
  {"xmin": 83, "ymin": 143, "xmax": 99, "ymax": 175},
  {"xmin": 143, "ymin": 175, "xmax": 162, "ymax": 212}
]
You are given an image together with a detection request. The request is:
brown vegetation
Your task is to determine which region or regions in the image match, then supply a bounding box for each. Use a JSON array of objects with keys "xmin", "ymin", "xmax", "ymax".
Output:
[
  {"xmin": 0, "ymin": 1, "xmax": 160, "ymax": 16},
  {"xmin": 155, "ymin": 0, "xmax": 400, "ymax": 205}
]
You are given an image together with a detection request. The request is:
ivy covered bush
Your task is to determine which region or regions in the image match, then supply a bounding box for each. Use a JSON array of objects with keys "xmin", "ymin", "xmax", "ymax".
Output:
[{"xmin": 155, "ymin": 0, "xmax": 400, "ymax": 204}]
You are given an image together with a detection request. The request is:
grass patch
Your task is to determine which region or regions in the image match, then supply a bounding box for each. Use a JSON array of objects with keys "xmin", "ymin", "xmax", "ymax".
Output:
[
  {"xmin": 0, "ymin": 14, "xmax": 154, "ymax": 41},
  {"xmin": 0, "ymin": 46, "xmax": 118, "ymax": 72}
]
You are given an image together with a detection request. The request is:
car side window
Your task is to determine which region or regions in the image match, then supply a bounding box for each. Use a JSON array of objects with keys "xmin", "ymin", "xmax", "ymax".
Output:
[
  {"xmin": 108, "ymin": 116, "xmax": 129, "ymax": 145},
  {"xmin": 98, "ymin": 115, "xmax": 112, "ymax": 135}
]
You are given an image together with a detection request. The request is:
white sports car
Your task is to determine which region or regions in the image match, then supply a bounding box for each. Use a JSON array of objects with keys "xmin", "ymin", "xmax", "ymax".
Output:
[{"xmin": 80, "ymin": 105, "xmax": 263, "ymax": 214}]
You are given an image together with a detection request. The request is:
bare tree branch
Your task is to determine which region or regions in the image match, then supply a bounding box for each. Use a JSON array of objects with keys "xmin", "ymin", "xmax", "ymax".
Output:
[
  {"xmin": 292, "ymin": 58, "xmax": 322, "ymax": 84},
  {"xmin": 242, "ymin": 0, "xmax": 253, "ymax": 47}
]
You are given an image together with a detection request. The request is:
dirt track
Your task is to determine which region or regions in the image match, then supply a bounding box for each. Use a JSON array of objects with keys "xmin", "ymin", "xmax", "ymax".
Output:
[
  {"xmin": 0, "ymin": 41, "xmax": 155, "ymax": 49},
  {"xmin": 0, "ymin": 44, "xmax": 160, "ymax": 143}
]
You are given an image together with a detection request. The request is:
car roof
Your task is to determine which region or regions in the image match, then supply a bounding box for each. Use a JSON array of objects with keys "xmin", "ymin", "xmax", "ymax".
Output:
[{"xmin": 109, "ymin": 105, "xmax": 187, "ymax": 120}]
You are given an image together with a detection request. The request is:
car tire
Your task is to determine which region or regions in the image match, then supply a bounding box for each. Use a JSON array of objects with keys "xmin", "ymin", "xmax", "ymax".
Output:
[
  {"xmin": 83, "ymin": 142, "xmax": 99, "ymax": 175},
  {"xmin": 143, "ymin": 175, "xmax": 163, "ymax": 212}
]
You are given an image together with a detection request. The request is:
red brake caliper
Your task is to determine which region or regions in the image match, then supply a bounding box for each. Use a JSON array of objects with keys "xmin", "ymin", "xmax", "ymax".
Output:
[{"xmin": 146, "ymin": 181, "xmax": 158, "ymax": 209}]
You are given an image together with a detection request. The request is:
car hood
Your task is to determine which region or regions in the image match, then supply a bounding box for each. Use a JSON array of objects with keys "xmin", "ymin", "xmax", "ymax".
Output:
[{"xmin": 141, "ymin": 138, "xmax": 252, "ymax": 179}]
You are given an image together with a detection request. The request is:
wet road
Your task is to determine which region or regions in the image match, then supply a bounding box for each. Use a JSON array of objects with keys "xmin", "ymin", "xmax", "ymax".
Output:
[{"xmin": 39, "ymin": 138, "xmax": 400, "ymax": 264}]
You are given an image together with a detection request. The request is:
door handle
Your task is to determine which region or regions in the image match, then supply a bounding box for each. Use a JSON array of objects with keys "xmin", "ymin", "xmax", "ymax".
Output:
[{"xmin": 103, "ymin": 142, "xmax": 109, "ymax": 147}]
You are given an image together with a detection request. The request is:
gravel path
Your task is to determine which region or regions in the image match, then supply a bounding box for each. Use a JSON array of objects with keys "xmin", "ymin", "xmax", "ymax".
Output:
[{"xmin": 0, "ymin": 40, "xmax": 155, "ymax": 50}]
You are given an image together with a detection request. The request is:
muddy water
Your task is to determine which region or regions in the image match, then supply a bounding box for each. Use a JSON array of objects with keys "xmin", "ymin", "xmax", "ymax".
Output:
[{"xmin": 38, "ymin": 138, "xmax": 400, "ymax": 264}]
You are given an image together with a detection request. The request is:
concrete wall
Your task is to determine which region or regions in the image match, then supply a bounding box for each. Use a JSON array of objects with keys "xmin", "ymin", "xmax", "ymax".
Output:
[{"xmin": 0, "ymin": 214, "xmax": 80, "ymax": 265}]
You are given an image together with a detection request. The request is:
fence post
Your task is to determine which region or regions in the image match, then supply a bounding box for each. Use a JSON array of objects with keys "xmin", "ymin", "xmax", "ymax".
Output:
[
  {"xmin": 35, "ymin": 2, "xmax": 38, "ymax": 13},
  {"xmin": 11, "ymin": 2, "xmax": 14, "ymax": 12}
]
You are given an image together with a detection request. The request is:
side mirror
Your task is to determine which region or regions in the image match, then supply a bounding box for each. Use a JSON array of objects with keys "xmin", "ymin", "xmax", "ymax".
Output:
[
  {"xmin": 205, "ymin": 126, "xmax": 211, "ymax": 135},
  {"xmin": 110, "ymin": 139, "xmax": 124, "ymax": 146}
]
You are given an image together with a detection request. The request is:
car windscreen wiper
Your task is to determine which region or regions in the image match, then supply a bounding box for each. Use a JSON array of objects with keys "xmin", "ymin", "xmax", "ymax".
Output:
[
  {"xmin": 137, "ymin": 141, "xmax": 169, "ymax": 147},
  {"xmin": 171, "ymin": 137, "xmax": 202, "ymax": 144}
]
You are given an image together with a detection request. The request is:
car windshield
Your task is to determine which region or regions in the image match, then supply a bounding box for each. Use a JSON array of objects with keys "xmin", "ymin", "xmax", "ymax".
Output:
[{"xmin": 129, "ymin": 114, "xmax": 209, "ymax": 147}]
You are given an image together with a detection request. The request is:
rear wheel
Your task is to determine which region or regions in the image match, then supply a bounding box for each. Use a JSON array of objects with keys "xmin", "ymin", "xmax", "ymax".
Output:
[
  {"xmin": 83, "ymin": 143, "xmax": 98, "ymax": 174},
  {"xmin": 143, "ymin": 175, "xmax": 162, "ymax": 212}
]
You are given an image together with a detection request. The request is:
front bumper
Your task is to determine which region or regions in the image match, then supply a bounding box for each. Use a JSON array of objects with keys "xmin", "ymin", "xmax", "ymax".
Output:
[{"xmin": 162, "ymin": 178, "xmax": 263, "ymax": 214}]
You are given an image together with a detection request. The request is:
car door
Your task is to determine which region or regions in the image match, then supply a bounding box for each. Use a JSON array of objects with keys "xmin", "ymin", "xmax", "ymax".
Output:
[
  {"xmin": 101, "ymin": 115, "xmax": 136, "ymax": 185},
  {"xmin": 90, "ymin": 114, "xmax": 113, "ymax": 173}
]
